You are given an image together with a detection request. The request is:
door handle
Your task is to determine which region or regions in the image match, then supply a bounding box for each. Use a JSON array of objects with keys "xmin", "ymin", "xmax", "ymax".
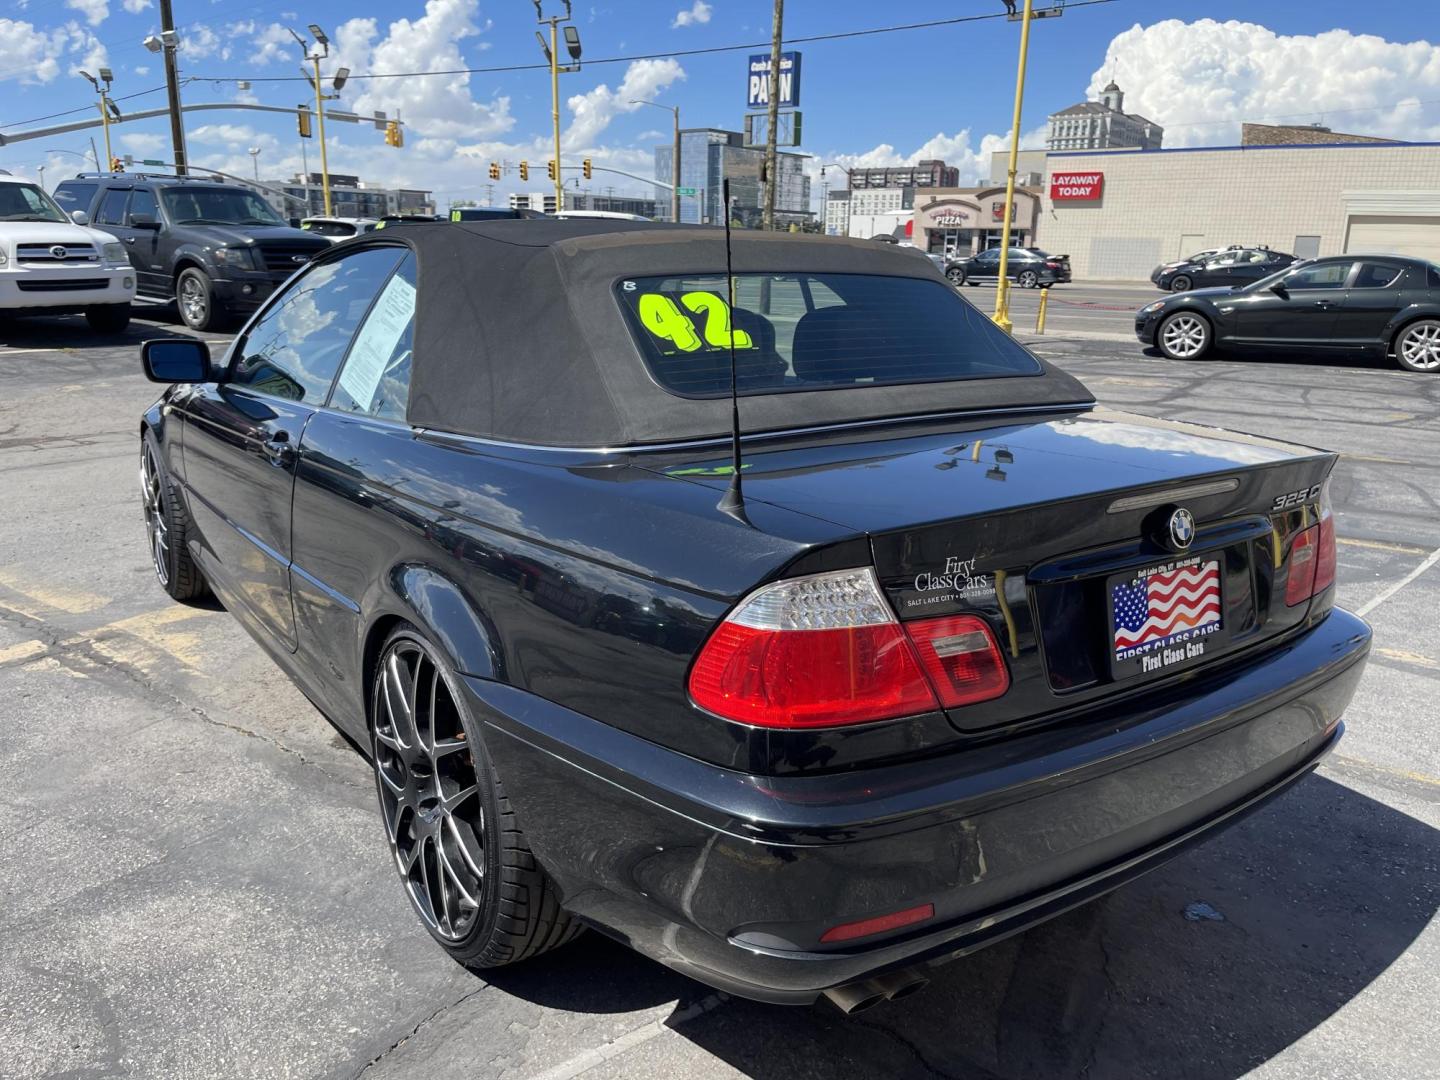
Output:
[
  {"xmin": 262, "ymin": 430, "xmax": 296, "ymax": 467},
  {"xmin": 124, "ymin": 237, "xmax": 137, "ymax": 244},
  {"xmin": 1313, "ymin": 300, "xmax": 1335, "ymax": 308}
]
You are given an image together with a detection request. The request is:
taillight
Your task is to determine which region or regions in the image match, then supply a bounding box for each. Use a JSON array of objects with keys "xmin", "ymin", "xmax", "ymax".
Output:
[
  {"xmin": 1285, "ymin": 526, "xmax": 1317, "ymax": 606},
  {"xmin": 903, "ymin": 615, "xmax": 1010, "ymax": 707},
  {"xmin": 688, "ymin": 568, "xmax": 1009, "ymax": 728},
  {"xmin": 1313, "ymin": 512, "xmax": 1336, "ymax": 593}
]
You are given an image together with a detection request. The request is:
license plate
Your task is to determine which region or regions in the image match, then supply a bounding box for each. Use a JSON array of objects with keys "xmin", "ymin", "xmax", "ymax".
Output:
[{"xmin": 1107, "ymin": 555, "xmax": 1227, "ymax": 680}]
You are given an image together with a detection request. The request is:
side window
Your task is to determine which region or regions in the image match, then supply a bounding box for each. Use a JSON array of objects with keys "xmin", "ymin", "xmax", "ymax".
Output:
[
  {"xmin": 1209, "ymin": 252, "xmax": 1239, "ymax": 268},
  {"xmin": 1286, "ymin": 262, "xmax": 1352, "ymax": 290},
  {"xmin": 330, "ymin": 254, "xmax": 416, "ymax": 422},
  {"xmin": 128, "ymin": 188, "xmax": 158, "ymax": 223},
  {"xmin": 53, "ymin": 182, "xmax": 97, "ymax": 217},
  {"xmin": 95, "ymin": 188, "xmax": 130, "ymax": 226},
  {"xmin": 229, "ymin": 247, "xmax": 407, "ymax": 403},
  {"xmin": 1353, "ymin": 262, "xmax": 1403, "ymax": 289}
]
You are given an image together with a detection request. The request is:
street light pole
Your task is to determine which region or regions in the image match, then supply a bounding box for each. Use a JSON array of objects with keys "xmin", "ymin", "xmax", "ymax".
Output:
[
  {"xmin": 535, "ymin": 3, "xmax": 581, "ymax": 214},
  {"xmin": 79, "ymin": 70, "xmax": 116, "ymax": 169},
  {"xmin": 291, "ymin": 24, "xmax": 336, "ymax": 216},
  {"xmin": 632, "ymin": 99, "xmax": 680, "ymax": 222},
  {"xmin": 993, "ymin": 0, "xmax": 1035, "ymax": 334}
]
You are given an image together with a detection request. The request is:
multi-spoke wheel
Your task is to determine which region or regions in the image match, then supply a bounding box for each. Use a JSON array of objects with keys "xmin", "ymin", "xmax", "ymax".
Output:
[
  {"xmin": 175, "ymin": 267, "xmax": 228, "ymax": 332},
  {"xmin": 370, "ymin": 625, "xmax": 581, "ymax": 966},
  {"xmin": 140, "ymin": 432, "xmax": 207, "ymax": 601},
  {"xmin": 1395, "ymin": 319, "xmax": 1440, "ymax": 373},
  {"xmin": 1157, "ymin": 311, "xmax": 1213, "ymax": 361}
]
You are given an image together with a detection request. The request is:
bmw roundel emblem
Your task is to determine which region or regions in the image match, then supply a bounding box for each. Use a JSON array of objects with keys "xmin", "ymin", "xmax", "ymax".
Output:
[{"xmin": 1168, "ymin": 508, "xmax": 1196, "ymax": 552}]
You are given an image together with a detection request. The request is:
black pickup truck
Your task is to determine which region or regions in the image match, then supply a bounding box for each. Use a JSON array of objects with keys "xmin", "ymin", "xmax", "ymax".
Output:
[{"xmin": 53, "ymin": 173, "xmax": 329, "ymax": 331}]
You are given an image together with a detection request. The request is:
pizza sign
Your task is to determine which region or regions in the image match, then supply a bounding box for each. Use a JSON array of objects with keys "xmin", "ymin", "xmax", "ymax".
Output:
[
  {"xmin": 1050, "ymin": 172, "xmax": 1104, "ymax": 201},
  {"xmin": 930, "ymin": 209, "xmax": 971, "ymax": 228}
]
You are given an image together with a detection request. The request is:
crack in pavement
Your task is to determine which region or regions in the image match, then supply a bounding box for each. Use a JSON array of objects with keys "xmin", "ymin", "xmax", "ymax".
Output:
[{"xmin": 350, "ymin": 984, "xmax": 492, "ymax": 1078}]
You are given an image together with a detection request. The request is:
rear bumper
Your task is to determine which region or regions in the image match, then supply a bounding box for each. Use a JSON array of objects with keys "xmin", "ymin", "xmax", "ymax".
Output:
[{"xmin": 470, "ymin": 608, "xmax": 1369, "ymax": 1004}]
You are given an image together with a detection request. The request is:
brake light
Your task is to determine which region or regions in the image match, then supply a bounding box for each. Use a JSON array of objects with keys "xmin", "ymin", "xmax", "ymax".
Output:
[
  {"xmin": 1313, "ymin": 512, "xmax": 1336, "ymax": 593},
  {"xmin": 1285, "ymin": 526, "xmax": 1317, "ymax": 606},
  {"xmin": 689, "ymin": 569, "xmax": 1011, "ymax": 728},
  {"xmin": 903, "ymin": 615, "xmax": 1010, "ymax": 707}
]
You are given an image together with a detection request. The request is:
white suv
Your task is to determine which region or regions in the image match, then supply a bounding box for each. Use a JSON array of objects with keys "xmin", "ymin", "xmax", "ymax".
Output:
[{"xmin": 0, "ymin": 171, "xmax": 136, "ymax": 333}]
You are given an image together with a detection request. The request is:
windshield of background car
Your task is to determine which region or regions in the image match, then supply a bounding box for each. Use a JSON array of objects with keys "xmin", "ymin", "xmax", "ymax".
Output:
[
  {"xmin": 160, "ymin": 187, "xmax": 285, "ymax": 226},
  {"xmin": 303, "ymin": 220, "xmax": 356, "ymax": 236},
  {"xmin": 616, "ymin": 272, "xmax": 1044, "ymax": 398},
  {"xmin": 0, "ymin": 183, "xmax": 67, "ymax": 223}
]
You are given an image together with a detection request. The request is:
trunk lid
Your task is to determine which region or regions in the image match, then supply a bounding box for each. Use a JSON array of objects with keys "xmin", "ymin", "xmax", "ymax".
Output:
[{"xmin": 649, "ymin": 407, "xmax": 1336, "ymax": 734}]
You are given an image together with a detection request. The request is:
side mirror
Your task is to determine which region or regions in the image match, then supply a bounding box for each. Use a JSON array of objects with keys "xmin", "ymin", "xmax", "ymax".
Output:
[
  {"xmin": 1269, "ymin": 282, "xmax": 1289, "ymax": 298},
  {"xmin": 70, "ymin": 210, "xmax": 90, "ymax": 226},
  {"xmin": 131, "ymin": 214, "xmax": 160, "ymax": 229},
  {"xmin": 141, "ymin": 339, "xmax": 213, "ymax": 384}
]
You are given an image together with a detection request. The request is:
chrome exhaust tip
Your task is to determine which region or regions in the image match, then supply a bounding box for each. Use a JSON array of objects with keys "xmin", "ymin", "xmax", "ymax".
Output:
[
  {"xmin": 872, "ymin": 969, "xmax": 930, "ymax": 1002},
  {"xmin": 821, "ymin": 980, "xmax": 891, "ymax": 1015}
]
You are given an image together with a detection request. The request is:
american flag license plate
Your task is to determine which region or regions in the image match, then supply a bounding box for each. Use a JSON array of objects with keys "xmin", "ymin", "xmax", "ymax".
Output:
[{"xmin": 1108, "ymin": 556, "xmax": 1226, "ymax": 679}]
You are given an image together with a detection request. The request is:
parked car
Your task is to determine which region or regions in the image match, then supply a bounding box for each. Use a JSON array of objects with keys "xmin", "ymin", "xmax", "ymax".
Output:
[
  {"xmin": 1149, "ymin": 245, "xmax": 1244, "ymax": 284},
  {"xmin": 301, "ymin": 216, "xmax": 381, "ymax": 241},
  {"xmin": 944, "ymin": 247, "xmax": 1071, "ymax": 288},
  {"xmin": 137, "ymin": 220, "xmax": 1369, "ymax": 1012},
  {"xmin": 52, "ymin": 172, "xmax": 330, "ymax": 331},
  {"xmin": 0, "ymin": 171, "xmax": 135, "ymax": 332},
  {"xmin": 1154, "ymin": 247, "xmax": 1296, "ymax": 292},
  {"xmin": 1137, "ymin": 254, "xmax": 1440, "ymax": 371}
]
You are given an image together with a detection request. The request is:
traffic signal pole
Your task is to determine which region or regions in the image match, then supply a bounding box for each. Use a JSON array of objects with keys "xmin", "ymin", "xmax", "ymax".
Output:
[{"xmin": 992, "ymin": 0, "xmax": 1035, "ymax": 334}]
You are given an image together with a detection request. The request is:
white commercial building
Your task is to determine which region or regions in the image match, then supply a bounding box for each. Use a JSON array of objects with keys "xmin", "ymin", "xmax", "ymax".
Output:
[{"xmin": 1037, "ymin": 141, "xmax": 1440, "ymax": 280}]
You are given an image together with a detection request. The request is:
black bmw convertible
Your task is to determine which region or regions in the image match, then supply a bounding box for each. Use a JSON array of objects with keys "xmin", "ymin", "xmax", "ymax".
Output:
[{"xmin": 138, "ymin": 220, "xmax": 1369, "ymax": 1013}]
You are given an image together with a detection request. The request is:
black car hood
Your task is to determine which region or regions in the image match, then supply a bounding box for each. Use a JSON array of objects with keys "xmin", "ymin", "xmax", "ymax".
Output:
[
  {"xmin": 1166, "ymin": 286, "xmax": 1236, "ymax": 302},
  {"xmin": 183, "ymin": 224, "xmax": 329, "ymax": 247}
]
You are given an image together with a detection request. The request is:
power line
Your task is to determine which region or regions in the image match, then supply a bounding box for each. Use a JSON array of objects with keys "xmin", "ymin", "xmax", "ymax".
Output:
[{"xmin": 188, "ymin": 1, "xmax": 1124, "ymax": 84}]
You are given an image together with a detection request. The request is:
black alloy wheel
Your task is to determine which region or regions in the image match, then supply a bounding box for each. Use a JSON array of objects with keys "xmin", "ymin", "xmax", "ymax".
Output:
[
  {"xmin": 945, "ymin": 266, "xmax": 966, "ymax": 286},
  {"xmin": 140, "ymin": 434, "xmax": 207, "ymax": 601},
  {"xmin": 1169, "ymin": 275, "xmax": 1192, "ymax": 292},
  {"xmin": 370, "ymin": 625, "xmax": 580, "ymax": 966},
  {"xmin": 1017, "ymin": 270, "xmax": 1039, "ymax": 289}
]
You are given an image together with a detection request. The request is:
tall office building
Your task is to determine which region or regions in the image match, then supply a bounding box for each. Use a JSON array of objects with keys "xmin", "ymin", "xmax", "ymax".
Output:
[{"xmin": 655, "ymin": 128, "xmax": 812, "ymax": 227}]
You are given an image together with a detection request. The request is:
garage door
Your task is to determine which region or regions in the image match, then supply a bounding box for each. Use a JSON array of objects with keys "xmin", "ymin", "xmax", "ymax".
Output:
[{"xmin": 1344, "ymin": 215, "xmax": 1440, "ymax": 262}]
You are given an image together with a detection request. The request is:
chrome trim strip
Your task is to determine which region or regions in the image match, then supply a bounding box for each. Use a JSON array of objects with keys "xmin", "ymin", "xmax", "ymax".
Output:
[
  {"xmin": 1106, "ymin": 478, "xmax": 1241, "ymax": 514},
  {"xmin": 417, "ymin": 402, "xmax": 1095, "ymax": 456},
  {"xmin": 290, "ymin": 562, "xmax": 362, "ymax": 614}
]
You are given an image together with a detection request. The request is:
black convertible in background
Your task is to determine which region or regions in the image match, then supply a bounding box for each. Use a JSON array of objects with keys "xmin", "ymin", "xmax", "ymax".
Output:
[
  {"xmin": 138, "ymin": 220, "xmax": 1369, "ymax": 1013},
  {"xmin": 1137, "ymin": 254, "xmax": 1440, "ymax": 371}
]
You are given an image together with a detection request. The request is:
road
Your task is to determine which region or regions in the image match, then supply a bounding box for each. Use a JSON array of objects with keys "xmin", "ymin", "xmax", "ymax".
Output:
[{"xmin": 0, "ymin": 307, "xmax": 1436, "ymax": 1080}]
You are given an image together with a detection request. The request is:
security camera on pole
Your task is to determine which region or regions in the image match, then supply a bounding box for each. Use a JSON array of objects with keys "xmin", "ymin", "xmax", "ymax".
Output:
[
  {"xmin": 144, "ymin": 0, "xmax": 189, "ymax": 175},
  {"xmin": 534, "ymin": 2, "xmax": 583, "ymax": 214}
]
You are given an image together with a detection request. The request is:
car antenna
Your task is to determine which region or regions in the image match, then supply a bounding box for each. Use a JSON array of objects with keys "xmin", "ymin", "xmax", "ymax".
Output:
[{"xmin": 716, "ymin": 177, "xmax": 751, "ymax": 526}]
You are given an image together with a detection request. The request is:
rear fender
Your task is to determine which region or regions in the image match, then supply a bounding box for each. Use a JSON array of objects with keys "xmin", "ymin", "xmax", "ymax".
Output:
[{"xmin": 381, "ymin": 564, "xmax": 504, "ymax": 681}]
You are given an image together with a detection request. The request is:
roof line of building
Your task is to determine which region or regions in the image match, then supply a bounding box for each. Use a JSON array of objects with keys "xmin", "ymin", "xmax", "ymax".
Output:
[{"xmin": 1046, "ymin": 139, "xmax": 1430, "ymax": 158}]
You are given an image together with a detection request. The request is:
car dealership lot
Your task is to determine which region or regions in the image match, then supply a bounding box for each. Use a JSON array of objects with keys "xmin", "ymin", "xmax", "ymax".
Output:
[{"xmin": 0, "ymin": 312, "xmax": 1435, "ymax": 1080}]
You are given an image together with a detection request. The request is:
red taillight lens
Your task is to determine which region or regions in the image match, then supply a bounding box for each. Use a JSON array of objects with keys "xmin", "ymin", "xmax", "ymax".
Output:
[
  {"xmin": 1285, "ymin": 525, "xmax": 1318, "ymax": 606},
  {"xmin": 819, "ymin": 902, "xmax": 935, "ymax": 944},
  {"xmin": 1313, "ymin": 513, "xmax": 1336, "ymax": 594},
  {"xmin": 903, "ymin": 615, "xmax": 1010, "ymax": 707},
  {"xmin": 688, "ymin": 620, "xmax": 939, "ymax": 728}
]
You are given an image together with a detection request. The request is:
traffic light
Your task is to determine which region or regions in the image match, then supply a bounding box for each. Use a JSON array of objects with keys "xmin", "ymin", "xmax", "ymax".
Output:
[
  {"xmin": 488, "ymin": 161, "xmax": 500, "ymax": 180},
  {"xmin": 546, "ymin": 159, "xmax": 556, "ymax": 181},
  {"xmin": 582, "ymin": 157, "xmax": 592, "ymax": 180},
  {"xmin": 384, "ymin": 121, "xmax": 404, "ymax": 148},
  {"xmin": 519, "ymin": 160, "xmax": 529, "ymax": 181},
  {"xmin": 297, "ymin": 105, "xmax": 312, "ymax": 138},
  {"xmin": 110, "ymin": 157, "xmax": 123, "ymax": 172}
]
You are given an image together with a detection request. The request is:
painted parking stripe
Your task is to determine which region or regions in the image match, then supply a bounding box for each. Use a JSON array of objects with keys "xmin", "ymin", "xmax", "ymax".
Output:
[{"xmin": 1356, "ymin": 546, "xmax": 1440, "ymax": 618}]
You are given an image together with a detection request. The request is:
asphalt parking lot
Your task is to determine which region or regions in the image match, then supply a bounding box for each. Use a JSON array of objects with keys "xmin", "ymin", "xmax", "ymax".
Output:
[{"xmin": 0, "ymin": 298, "xmax": 1436, "ymax": 1080}]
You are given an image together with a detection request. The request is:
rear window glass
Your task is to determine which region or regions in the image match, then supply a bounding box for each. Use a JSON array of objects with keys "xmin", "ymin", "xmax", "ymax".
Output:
[{"xmin": 616, "ymin": 273, "xmax": 1043, "ymax": 397}]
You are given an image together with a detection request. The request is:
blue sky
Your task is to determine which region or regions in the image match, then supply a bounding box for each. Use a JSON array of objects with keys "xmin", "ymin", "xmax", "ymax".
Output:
[{"xmin": 2, "ymin": 0, "xmax": 1436, "ymax": 206}]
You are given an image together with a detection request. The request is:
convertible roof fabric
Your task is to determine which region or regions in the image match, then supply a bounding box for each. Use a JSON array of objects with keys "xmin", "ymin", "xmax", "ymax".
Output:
[{"xmin": 373, "ymin": 219, "xmax": 1095, "ymax": 447}]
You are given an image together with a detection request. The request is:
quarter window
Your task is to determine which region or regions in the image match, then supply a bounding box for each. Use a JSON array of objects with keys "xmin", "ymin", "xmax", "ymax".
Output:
[
  {"xmin": 229, "ymin": 247, "xmax": 407, "ymax": 403},
  {"xmin": 329, "ymin": 253, "xmax": 416, "ymax": 422},
  {"xmin": 95, "ymin": 188, "xmax": 130, "ymax": 226},
  {"xmin": 1285, "ymin": 262, "xmax": 1351, "ymax": 290},
  {"xmin": 1352, "ymin": 262, "xmax": 1403, "ymax": 289}
]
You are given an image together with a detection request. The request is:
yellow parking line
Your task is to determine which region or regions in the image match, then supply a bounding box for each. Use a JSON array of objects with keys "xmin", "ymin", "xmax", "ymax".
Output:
[
  {"xmin": 1337, "ymin": 536, "xmax": 1431, "ymax": 556},
  {"xmin": 0, "ymin": 571, "xmax": 109, "ymax": 614},
  {"xmin": 91, "ymin": 605, "xmax": 218, "ymax": 669},
  {"xmin": 1373, "ymin": 646, "xmax": 1437, "ymax": 669},
  {"xmin": 1334, "ymin": 754, "xmax": 1440, "ymax": 790},
  {"xmin": 0, "ymin": 639, "xmax": 49, "ymax": 665}
]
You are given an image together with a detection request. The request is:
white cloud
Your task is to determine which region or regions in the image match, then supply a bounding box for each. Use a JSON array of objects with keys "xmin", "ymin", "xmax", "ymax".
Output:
[
  {"xmin": 247, "ymin": 22, "xmax": 295, "ymax": 66},
  {"xmin": 672, "ymin": 1, "xmax": 711, "ymax": 28},
  {"xmin": 133, "ymin": 63, "xmax": 149, "ymax": 75},
  {"xmin": 0, "ymin": 19, "xmax": 65, "ymax": 83},
  {"xmin": 183, "ymin": 24, "xmax": 229, "ymax": 61},
  {"xmin": 1089, "ymin": 19, "xmax": 1440, "ymax": 146},
  {"xmin": 65, "ymin": 0, "xmax": 108, "ymax": 27},
  {"xmin": 122, "ymin": 0, "xmax": 151, "ymax": 12},
  {"xmin": 190, "ymin": 123, "xmax": 280, "ymax": 153},
  {"xmin": 119, "ymin": 131, "xmax": 166, "ymax": 152},
  {"xmin": 565, "ymin": 58, "xmax": 684, "ymax": 146}
]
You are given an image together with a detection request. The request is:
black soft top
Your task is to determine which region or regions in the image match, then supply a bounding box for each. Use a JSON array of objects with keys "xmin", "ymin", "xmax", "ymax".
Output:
[{"xmin": 363, "ymin": 219, "xmax": 1094, "ymax": 447}]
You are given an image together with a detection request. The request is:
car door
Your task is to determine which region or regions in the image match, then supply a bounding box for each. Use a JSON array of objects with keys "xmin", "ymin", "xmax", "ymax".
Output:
[
  {"xmin": 177, "ymin": 245, "xmax": 409, "ymax": 650},
  {"xmin": 121, "ymin": 186, "xmax": 168, "ymax": 297},
  {"xmin": 1229, "ymin": 249, "xmax": 1277, "ymax": 287},
  {"xmin": 91, "ymin": 185, "xmax": 134, "ymax": 258},
  {"xmin": 1235, "ymin": 260, "xmax": 1352, "ymax": 346},
  {"xmin": 1194, "ymin": 250, "xmax": 1240, "ymax": 288},
  {"xmin": 1332, "ymin": 260, "xmax": 1409, "ymax": 348},
  {"xmin": 970, "ymin": 248, "xmax": 1001, "ymax": 282}
]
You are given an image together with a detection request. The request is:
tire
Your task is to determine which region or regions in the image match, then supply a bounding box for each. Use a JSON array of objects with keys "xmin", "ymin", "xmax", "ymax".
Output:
[
  {"xmin": 1393, "ymin": 319, "xmax": 1440, "ymax": 373},
  {"xmin": 1018, "ymin": 270, "xmax": 1039, "ymax": 289},
  {"xmin": 85, "ymin": 304, "xmax": 130, "ymax": 334},
  {"xmin": 141, "ymin": 431, "xmax": 207, "ymax": 601},
  {"xmin": 175, "ymin": 267, "xmax": 227, "ymax": 332},
  {"xmin": 370, "ymin": 624, "xmax": 581, "ymax": 968},
  {"xmin": 1169, "ymin": 275, "xmax": 1192, "ymax": 293},
  {"xmin": 945, "ymin": 266, "xmax": 966, "ymax": 286},
  {"xmin": 1156, "ymin": 311, "xmax": 1213, "ymax": 361}
]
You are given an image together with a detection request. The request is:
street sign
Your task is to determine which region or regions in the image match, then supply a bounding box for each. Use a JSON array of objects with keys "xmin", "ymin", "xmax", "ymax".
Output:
[
  {"xmin": 676, "ymin": 186, "xmax": 697, "ymax": 196},
  {"xmin": 141, "ymin": 159, "xmax": 165, "ymax": 166},
  {"xmin": 746, "ymin": 51, "xmax": 801, "ymax": 109}
]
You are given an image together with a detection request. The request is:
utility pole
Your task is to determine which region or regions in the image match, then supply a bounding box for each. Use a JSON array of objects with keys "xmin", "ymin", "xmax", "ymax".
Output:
[
  {"xmin": 632, "ymin": 99, "xmax": 680, "ymax": 221},
  {"xmin": 156, "ymin": 0, "xmax": 188, "ymax": 174},
  {"xmin": 761, "ymin": 0, "xmax": 784, "ymax": 230},
  {"xmin": 534, "ymin": 3, "xmax": 582, "ymax": 215},
  {"xmin": 993, "ymin": 0, "xmax": 1036, "ymax": 334}
]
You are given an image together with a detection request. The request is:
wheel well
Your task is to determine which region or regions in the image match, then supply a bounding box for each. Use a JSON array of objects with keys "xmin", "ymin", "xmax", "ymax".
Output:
[
  {"xmin": 361, "ymin": 614, "xmax": 409, "ymax": 731},
  {"xmin": 173, "ymin": 259, "xmax": 203, "ymax": 284},
  {"xmin": 1389, "ymin": 315, "xmax": 1438, "ymax": 356}
]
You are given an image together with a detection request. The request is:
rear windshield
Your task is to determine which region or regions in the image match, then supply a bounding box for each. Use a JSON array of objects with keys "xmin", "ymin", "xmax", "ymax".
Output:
[
  {"xmin": 304, "ymin": 220, "xmax": 357, "ymax": 236},
  {"xmin": 616, "ymin": 272, "xmax": 1043, "ymax": 397}
]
